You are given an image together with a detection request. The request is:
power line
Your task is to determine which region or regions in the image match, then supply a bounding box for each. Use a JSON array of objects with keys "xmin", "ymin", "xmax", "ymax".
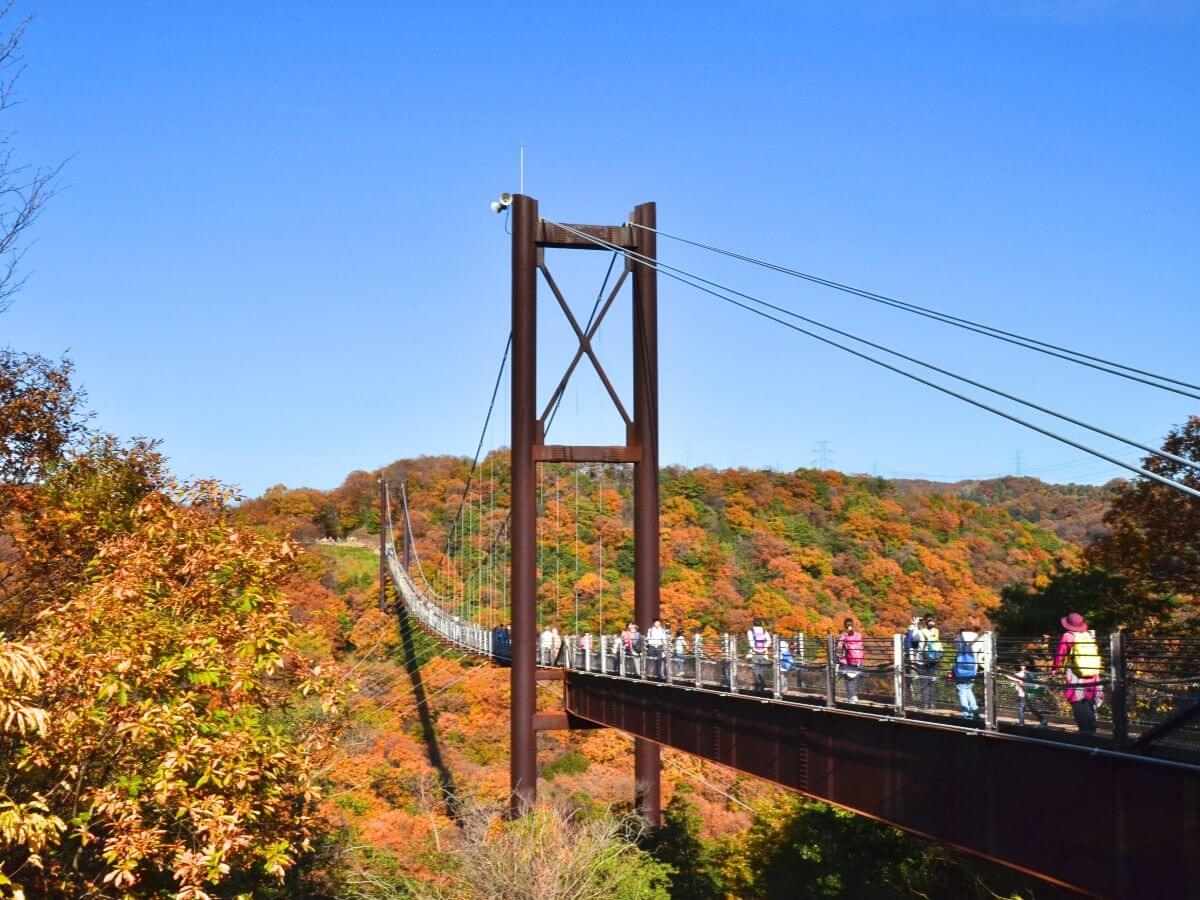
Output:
[
  {"xmin": 544, "ymin": 220, "xmax": 1200, "ymax": 502},
  {"xmin": 628, "ymin": 222, "xmax": 1200, "ymax": 401}
]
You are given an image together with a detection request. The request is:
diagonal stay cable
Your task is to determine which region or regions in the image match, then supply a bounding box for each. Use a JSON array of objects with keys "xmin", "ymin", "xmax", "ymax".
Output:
[
  {"xmin": 588, "ymin": 224, "xmax": 1200, "ymax": 473},
  {"xmin": 628, "ymin": 222, "xmax": 1200, "ymax": 400},
  {"xmin": 617, "ymin": 234, "xmax": 1199, "ymax": 473},
  {"xmin": 547, "ymin": 220, "xmax": 1200, "ymax": 501}
]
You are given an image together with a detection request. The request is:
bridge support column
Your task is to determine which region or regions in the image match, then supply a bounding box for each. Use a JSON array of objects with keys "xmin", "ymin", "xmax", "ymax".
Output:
[
  {"xmin": 631, "ymin": 201, "xmax": 662, "ymax": 826},
  {"xmin": 510, "ymin": 193, "xmax": 539, "ymax": 817}
]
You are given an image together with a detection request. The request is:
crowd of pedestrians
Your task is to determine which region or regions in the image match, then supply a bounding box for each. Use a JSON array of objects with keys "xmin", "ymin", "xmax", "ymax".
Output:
[{"xmin": 516, "ymin": 607, "xmax": 1107, "ymax": 738}]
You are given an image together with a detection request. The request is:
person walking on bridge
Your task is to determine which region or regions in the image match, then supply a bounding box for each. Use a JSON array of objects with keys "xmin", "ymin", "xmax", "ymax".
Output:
[
  {"xmin": 915, "ymin": 615, "xmax": 943, "ymax": 710},
  {"xmin": 672, "ymin": 628, "xmax": 687, "ymax": 677},
  {"xmin": 836, "ymin": 618, "xmax": 865, "ymax": 702},
  {"xmin": 952, "ymin": 622, "xmax": 986, "ymax": 722},
  {"xmin": 622, "ymin": 623, "xmax": 644, "ymax": 676},
  {"xmin": 647, "ymin": 619, "xmax": 668, "ymax": 679},
  {"xmin": 746, "ymin": 618, "xmax": 772, "ymax": 691},
  {"xmin": 539, "ymin": 626, "xmax": 554, "ymax": 666},
  {"xmin": 904, "ymin": 614, "xmax": 923, "ymax": 702},
  {"xmin": 551, "ymin": 627, "xmax": 563, "ymax": 666},
  {"xmin": 1055, "ymin": 612, "xmax": 1103, "ymax": 735},
  {"xmin": 579, "ymin": 631, "xmax": 593, "ymax": 668},
  {"xmin": 779, "ymin": 638, "xmax": 794, "ymax": 692}
]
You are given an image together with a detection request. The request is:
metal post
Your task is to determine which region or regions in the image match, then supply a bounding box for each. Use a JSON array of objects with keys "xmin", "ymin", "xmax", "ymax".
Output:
[
  {"xmin": 631, "ymin": 201, "xmax": 661, "ymax": 825},
  {"xmin": 694, "ymin": 633, "xmax": 703, "ymax": 688},
  {"xmin": 1111, "ymin": 631, "xmax": 1128, "ymax": 748},
  {"xmin": 772, "ymin": 635, "xmax": 783, "ymax": 699},
  {"xmin": 510, "ymin": 193, "xmax": 539, "ymax": 817},
  {"xmin": 601, "ymin": 634, "xmax": 609, "ymax": 675},
  {"xmin": 728, "ymin": 634, "xmax": 739, "ymax": 694},
  {"xmin": 984, "ymin": 632, "xmax": 997, "ymax": 731},
  {"xmin": 825, "ymin": 634, "xmax": 837, "ymax": 707},
  {"xmin": 378, "ymin": 479, "xmax": 388, "ymax": 612},
  {"xmin": 893, "ymin": 633, "xmax": 905, "ymax": 717}
]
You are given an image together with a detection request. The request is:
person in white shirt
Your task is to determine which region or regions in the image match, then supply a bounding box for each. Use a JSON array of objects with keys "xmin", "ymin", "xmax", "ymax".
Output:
[
  {"xmin": 746, "ymin": 618, "xmax": 773, "ymax": 692},
  {"xmin": 646, "ymin": 619, "xmax": 668, "ymax": 679},
  {"xmin": 551, "ymin": 627, "xmax": 563, "ymax": 666},
  {"xmin": 672, "ymin": 628, "xmax": 687, "ymax": 677},
  {"xmin": 539, "ymin": 627, "xmax": 554, "ymax": 666}
]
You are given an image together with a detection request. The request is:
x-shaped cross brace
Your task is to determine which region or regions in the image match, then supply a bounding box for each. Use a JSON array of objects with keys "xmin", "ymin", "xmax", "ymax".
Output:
[{"xmin": 538, "ymin": 256, "xmax": 633, "ymax": 429}]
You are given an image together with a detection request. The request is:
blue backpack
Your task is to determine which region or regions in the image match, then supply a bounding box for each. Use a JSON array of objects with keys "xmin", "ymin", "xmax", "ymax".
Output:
[{"xmin": 953, "ymin": 638, "xmax": 978, "ymax": 679}]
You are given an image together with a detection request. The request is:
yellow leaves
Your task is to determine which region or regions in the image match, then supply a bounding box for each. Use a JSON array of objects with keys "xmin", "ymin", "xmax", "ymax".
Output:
[
  {"xmin": 0, "ymin": 796, "xmax": 66, "ymax": 854},
  {"xmin": 661, "ymin": 495, "xmax": 700, "ymax": 528},
  {"xmin": 0, "ymin": 638, "xmax": 49, "ymax": 739},
  {"xmin": 0, "ymin": 484, "xmax": 329, "ymax": 896},
  {"xmin": 0, "ymin": 639, "xmax": 45, "ymax": 692}
]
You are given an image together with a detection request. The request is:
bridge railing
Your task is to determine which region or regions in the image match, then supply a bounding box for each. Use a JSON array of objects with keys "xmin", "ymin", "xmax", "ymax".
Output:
[{"xmin": 383, "ymin": 544, "xmax": 1200, "ymax": 757}]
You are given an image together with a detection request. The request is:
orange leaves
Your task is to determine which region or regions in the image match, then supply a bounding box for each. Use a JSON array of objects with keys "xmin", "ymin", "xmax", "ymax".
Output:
[{"xmin": 3, "ymin": 482, "xmax": 341, "ymax": 896}]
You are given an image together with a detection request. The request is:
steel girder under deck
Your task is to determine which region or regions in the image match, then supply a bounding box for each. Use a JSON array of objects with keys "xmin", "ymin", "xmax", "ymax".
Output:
[{"xmin": 564, "ymin": 670, "xmax": 1200, "ymax": 898}]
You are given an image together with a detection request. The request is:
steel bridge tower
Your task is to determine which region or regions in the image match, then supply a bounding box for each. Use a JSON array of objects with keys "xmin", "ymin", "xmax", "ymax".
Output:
[{"xmin": 509, "ymin": 195, "xmax": 661, "ymax": 821}]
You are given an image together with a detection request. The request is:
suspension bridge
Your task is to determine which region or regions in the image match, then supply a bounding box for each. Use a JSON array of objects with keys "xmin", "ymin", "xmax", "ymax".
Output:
[{"xmin": 376, "ymin": 195, "xmax": 1200, "ymax": 898}]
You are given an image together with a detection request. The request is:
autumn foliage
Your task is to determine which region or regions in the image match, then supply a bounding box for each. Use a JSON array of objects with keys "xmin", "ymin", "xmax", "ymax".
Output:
[{"xmin": 0, "ymin": 353, "xmax": 341, "ymax": 898}]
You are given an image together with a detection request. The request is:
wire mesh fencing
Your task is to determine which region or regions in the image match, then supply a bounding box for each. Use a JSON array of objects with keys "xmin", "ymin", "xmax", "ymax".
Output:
[{"xmin": 1124, "ymin": 637, "xmax": 1200, "ymax": 751}]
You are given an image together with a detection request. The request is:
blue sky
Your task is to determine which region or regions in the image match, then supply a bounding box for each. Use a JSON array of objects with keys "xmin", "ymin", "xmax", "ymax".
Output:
[{"xmin": 4, "ymin": 1, "xmax": 1198, "ymax": 495}]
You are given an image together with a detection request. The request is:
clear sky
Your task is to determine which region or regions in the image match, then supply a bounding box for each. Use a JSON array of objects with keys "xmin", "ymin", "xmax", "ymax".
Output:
[{"xmin": 4, "ymin": 1, "xmax": 1198, "ymax": 496}]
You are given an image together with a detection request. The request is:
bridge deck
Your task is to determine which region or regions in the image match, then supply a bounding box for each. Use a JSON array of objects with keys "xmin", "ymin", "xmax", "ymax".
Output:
[{"xmin": 565, "ymin": 669, "xmax": 1200, "ymax": 897}]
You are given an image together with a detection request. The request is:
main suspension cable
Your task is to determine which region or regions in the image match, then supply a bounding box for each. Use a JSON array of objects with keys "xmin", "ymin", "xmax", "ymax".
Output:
[
  {"xmin": 628, "ymin": 222, "xmax": 1200, "ymax": 400},
  {"xmin": 547, "ymin": 220, "xmax": 1200, "ymax": 501}
]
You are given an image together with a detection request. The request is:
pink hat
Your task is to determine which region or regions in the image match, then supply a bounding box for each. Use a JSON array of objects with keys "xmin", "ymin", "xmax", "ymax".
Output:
[{"xmin": 1061, "ymin": 612, "xmax": 1087, "ymax": 633}]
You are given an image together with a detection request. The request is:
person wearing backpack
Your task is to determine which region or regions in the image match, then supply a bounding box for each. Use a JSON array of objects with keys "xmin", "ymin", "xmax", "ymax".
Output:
[
  {"xmin": 952, "ymin": 624, "xmax": 984, "ymax": 721},
  {"xmin": 836, "ymin": 618, "xmax": 865, "ymax": 702},
  {"xmin": 745, "ymin": 618, "xmax": 772, "ymax": 691},
  {"xmin": 779, "ymin": 638, "xmax": 794, "ymax": 692},
  {"xmin": 1054, "ymin": 612, "xmax": 1103, "ymax": 735},
  {"xmin": 915, "ymin": 615, "xmax": 943, "ymax": 710}
]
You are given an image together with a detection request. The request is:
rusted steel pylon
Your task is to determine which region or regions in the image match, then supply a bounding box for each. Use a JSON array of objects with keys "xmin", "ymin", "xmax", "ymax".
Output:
[{"xmin": 509, "ymin": 195, "xmax": 661, "ymax": 822}]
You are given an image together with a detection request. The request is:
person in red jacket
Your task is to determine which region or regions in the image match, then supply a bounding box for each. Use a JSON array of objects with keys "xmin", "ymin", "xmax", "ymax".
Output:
[{"xmin": 836, "ymin": 618, "xmax": 865, "ymax": 702}]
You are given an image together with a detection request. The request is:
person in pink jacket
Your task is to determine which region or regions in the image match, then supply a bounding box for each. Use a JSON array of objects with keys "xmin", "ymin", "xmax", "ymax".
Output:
[
  {"xmin": 1054, "ymin": 612, "xmax": 1103, "ymax": 735},
  {"xmin": 836, "ymin": 618, "xmax": 865, "ymax": 702}
]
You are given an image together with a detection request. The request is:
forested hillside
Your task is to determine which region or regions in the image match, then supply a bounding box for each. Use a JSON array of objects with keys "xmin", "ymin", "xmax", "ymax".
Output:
[
  {"xmin": 243, "ymin": 456, "xmax": 1087, "ymax": 638},
  {"xmin": 892, "ymin": 476, "xmax": 1114, "ymax": 545},
  {"xmin": 229, "ymin": 457, "xmax": 1113, "ymax": 896}
]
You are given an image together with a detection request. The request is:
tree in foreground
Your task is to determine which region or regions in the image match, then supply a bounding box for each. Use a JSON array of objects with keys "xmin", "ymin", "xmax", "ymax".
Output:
[
  {"xmin": 1088, "ymin": 416, "xmax": 1200, "ymax": 618},
  {"xmin": 0, "ymin": 348, "xmax": 344, "ymax": 897},
  {"xmin": 994, "ymin": 417, "xmax": 1200, "ymax": 637}
]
